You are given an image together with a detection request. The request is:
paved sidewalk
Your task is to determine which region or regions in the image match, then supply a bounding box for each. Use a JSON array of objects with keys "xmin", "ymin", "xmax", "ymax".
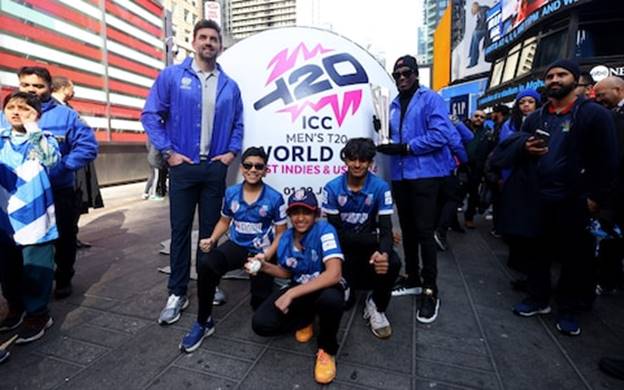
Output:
[{"xmin": 1, "ymin": 183, "xmax": 623, "ymax": 390}]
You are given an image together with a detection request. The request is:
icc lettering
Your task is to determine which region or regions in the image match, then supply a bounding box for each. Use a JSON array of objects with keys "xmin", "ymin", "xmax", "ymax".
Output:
[{"xmin": 302, "ymin": 115, "xmax": 332, "ymax": 130}]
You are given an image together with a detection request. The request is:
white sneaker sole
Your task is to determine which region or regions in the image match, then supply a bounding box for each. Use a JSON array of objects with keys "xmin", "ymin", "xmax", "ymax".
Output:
[
  {"xmin": 514, "ymin": 306, "xmax": 551, "ymax": 317},
  {"xmin": 158, "ymin": 298, "xmax": 190, "ymax": 325},
  {"xmin": 391, "ymin": 287, "xmax": 422, "ymax": 297},
  {"xmin": 556, "ymin": 323, "xmax": 581, "ymax": 336},
  {"xmin": 0, "ymin": 312, "xmax": 25, "ymax": 332},
  {"xmin": 416, "ymin": 299, "xmax": 440, "ymax": 324},
  {"xmin": 179, "ymin": 326, "xmax": 215, "ymax": 353},
  {"xmin": 363, "ymin": 304, "xmax": 392, "ymax": 339},
  {"xmin": 15, "ymin": 317, "xmax": 54, "ymax": 344}
]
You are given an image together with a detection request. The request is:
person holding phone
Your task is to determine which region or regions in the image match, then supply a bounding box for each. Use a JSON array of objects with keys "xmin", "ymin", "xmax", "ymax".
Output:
[
  {"xmin": 0, "ymin": 91, "xmax": 60, "ymax": 344},
  {"xmin": 250, "ymin": 189, "xmax": 345, "ymax": 385},
  {"xmin": 178, "ymin": 147, "xmax": 287, "ymax": 353},
  {"xmin": 492, "ymin": 60, "xmax": 618, "ymax": 336}
]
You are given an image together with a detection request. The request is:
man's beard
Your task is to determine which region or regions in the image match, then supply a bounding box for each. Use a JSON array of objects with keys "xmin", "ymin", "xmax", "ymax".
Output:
[{"xmin": 546, "ymin": 82, "xmax": 576, "ymax": 99}]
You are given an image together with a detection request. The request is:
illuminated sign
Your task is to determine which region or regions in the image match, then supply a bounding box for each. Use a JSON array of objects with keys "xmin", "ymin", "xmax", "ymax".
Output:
[{"xmin": 485, "ymin": 0, "xmax": 587, "ymax": 57}]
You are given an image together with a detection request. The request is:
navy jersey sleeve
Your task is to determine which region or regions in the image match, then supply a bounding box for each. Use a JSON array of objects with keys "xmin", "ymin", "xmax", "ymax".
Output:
[
  {"xmin": 319, "ymin": 223, "xmax": 344, "ymax": 262},
  {"xmin": 376, "ymin": 180, "xmax": 394, "ymax": 216},
  {"xmin": 221, "ymin": 188, "xmax": 234, "ymax": 218},
  {"xmin": 273, "ymin": 192, "xmax": 287, "ymax": 225},
  {"xmin": 322, "ymin": 183, "xmax": 339, "ymax": 215}
]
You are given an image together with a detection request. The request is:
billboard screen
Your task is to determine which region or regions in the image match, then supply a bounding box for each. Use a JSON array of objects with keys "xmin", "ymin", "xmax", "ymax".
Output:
[
  {"xmin": 451, "ymin": 0, "xmax": 499, "ymax": 82},
  {"xmin": 485, "ymin": 0, "xmax": 588, "ymax": 56}
]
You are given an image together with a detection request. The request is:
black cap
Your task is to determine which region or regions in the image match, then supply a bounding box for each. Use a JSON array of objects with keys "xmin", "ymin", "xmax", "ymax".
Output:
[
  {"xmin": 544, "ymin": 59, "xmax": 581, "ymax": 81},
  {"xmin": 394, "ymin": 55, "xmax": 419, "ymax": 75}
]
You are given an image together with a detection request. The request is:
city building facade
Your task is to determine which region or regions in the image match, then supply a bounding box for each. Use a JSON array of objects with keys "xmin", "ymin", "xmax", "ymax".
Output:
[
  {"xmin": 223, "ymin": 0, "xmax": 297, "ymax": 40},
  {"xmin": 479, "ymin": 0, "xmax": 624, "ymax": 108}
]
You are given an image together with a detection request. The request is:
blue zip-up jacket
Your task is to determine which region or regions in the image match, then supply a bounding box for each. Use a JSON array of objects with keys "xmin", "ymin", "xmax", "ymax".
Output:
[
  {"xmin": 389, "ymin": 87, "xmax": 455, "ymax": 180},
  {"xmin": 0, "ymin": 99, "xmax": 98, "ymax": 190},
  {"xmin": 455, "ymin": 121, "xmax": 475, "ymax": 145},
  {"xmin": 447, "ymin": 122, "xmax": 469, "ymax": 166},
  {"xmin": 141, "ymin": 58, "xmax": 244, "ymax": 162}
]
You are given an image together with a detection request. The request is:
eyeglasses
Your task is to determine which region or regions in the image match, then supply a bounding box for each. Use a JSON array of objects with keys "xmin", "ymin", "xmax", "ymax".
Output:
[
  {"xmin": 242, "ymin": 162, "xmax": 265, "ymax": 171},
  {"xmin": 392, "ymin": 69, "xmax": 414, "ymax": 81}
]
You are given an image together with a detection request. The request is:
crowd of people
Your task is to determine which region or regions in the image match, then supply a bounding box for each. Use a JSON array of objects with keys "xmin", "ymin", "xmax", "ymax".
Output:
[{"xmin": 1, "ymin": 18, "xmax": 623, "ymax": 383}]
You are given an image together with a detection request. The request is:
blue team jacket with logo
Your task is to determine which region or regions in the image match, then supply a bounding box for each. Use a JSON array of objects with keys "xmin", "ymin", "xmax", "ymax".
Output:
[
  {"xmin": 388, "ymin": 87, "xmax": 455, "ymax": 180},
  {"xmin": 141, "ymin": 57, "xmax": 244, "ymax": 162}
]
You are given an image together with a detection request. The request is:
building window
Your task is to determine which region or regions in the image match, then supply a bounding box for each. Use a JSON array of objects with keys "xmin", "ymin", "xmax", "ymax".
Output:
[
  {"xmin": 502, "ymin": 43, "xmax": 521, "ymax": 83},
  {"xmin": 576, "ymin": 21, "xmax": 624, "ymax": 58},
  {"xmin": 489, "ymin": 59, "xmax": 505, "ymax": 88},
  {"xmin": 517, "ymin": 37, "xmax": 537, "ymax": 77},
  {"xmin": 533, "ymin": 30, "xmax": 566, "ymax": 69}
]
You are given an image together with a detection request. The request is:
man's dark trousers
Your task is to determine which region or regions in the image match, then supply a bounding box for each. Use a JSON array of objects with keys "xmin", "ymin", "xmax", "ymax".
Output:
[
  {"xmin": 342, "ymin": 244, "xmax": 400, "ymax": 312},
  {"xmin": 168, "ymin": 160, "xmax": 227, "ymax": 297},
  {"xmin": 526, "ymin": 197, "xmax": 594, "ymax": 313},
  {"xmin": 54, "ymin": 187, "xmax": 81, "ymax": 287},
  {"xmin": 392, "ymin": 177, "xmax": 443, "ymax": 292}
]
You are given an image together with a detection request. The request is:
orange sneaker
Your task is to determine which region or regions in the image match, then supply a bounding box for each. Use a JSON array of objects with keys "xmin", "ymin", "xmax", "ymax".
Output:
[
  {"xmin": 295, "ymin": 323, "xmax": 314, "ymax": 343},
  {"xmin": 314, "ymin": 349, "xmax": 336, "ymax": 384}
]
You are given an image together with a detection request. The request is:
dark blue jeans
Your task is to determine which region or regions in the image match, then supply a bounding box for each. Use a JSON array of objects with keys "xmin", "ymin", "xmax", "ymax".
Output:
[
  {"xmin": 168, "ymin": 160, "xmax": 228, "ymax": 296},
  {"xmin": 468, "ymin": 29, "xmax": 486, "ymax": 67}
]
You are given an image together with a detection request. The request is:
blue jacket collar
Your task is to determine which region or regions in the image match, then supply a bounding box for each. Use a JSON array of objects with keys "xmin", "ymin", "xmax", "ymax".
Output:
[
  {"xmin": 182, "ymin": 57, "xmax": 228, "ymax": 98},
  {"xmin": 41, "ymin": 97, "xmax": 58, "ymax": 113}
]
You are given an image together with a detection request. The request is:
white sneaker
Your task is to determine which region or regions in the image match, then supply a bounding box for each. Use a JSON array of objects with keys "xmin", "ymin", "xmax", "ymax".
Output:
[
  {"xmin": 158, "ymin": 294, "xmax": 189, "ymax": 325},
  {"xmin": 363, "ymin": 295, "xmax": 392, "ymax": 339}
]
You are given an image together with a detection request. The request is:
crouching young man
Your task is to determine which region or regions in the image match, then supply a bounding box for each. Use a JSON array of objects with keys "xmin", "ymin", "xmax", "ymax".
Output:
[
  {"xmin": 323, "ymin": 138, "xmax": 400, "ymax": 338},
  {"xmin": 250, "ymin": 189, "xmax": 345, "ymax": 385},
  {"xmin": 179, "ymin": 147, "xmax": 287, "ymax": 352}
]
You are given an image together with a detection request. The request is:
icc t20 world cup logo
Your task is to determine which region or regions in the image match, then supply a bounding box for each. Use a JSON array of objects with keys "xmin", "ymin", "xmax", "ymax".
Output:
[{"xmin": 253, "ymin": 42, "xmax": 370, "ymax": 128}]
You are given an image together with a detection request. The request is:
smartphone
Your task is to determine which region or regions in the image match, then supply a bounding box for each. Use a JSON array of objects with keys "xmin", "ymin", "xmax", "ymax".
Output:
[{"xmin": 534, "ymin": 129, "xmax": 550, "ymax": 145}]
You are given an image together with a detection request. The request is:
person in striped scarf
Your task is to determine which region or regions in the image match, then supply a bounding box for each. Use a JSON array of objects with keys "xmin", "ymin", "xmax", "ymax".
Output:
[{"xmin": 0, "ymin": 91, "xmax": 60, "ymax": 345}]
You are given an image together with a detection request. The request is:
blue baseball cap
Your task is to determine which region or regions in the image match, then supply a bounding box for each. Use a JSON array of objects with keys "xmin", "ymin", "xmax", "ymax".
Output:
[{"xmin": 287, "ymin": 189, "xmax": 318, "ymax": 213}]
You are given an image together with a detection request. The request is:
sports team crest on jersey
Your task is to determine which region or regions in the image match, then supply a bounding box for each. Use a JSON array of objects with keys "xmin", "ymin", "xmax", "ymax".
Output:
[
  {"xmin": 286, "ymin": 257, "xmax": 298, "ymax": 268},
  {"xmin": 338, "ymin": 195, "xmax": 347, "ymax": 207},
  {"xmin": 259, "ymin": 205, "xmax": 269, "ymax": 217},
  {"xmin": 311, "ymin": 249, "xmax": 318, "ymax": 262},
  {"xmin": 365, "ymin": 194, "xmax": 373, "ymax": 206},
  {"xmin": 231, "ymin": 200, "xmax": 240, "ymax": 213}
]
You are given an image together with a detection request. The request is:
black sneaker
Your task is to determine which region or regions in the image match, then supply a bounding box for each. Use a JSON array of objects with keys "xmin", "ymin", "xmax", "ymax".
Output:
[
  {"xmin": 416, "ymin": 289, "xmax": 440, "ymax": 323},
  {"xmin": 15, "ymin": 314, "xmax": 54, "ymax": 345},
  {"xmin": 391, "ymin": 276, "xmax": 422, "ymax": 297},
  {"xmin": 0, "ymin": 349, "xmax": 9, "ymax": 364},
  {"xmin": 434, "ymin": 231, "xmax": 447, "ymax": 251},
  {"xmin": 0, "ymin": 309, "xmax": 25, "ymax": 332},
  {"xmin": 55, "ymin": 283, "xmax": 73, "ymax": 300}
]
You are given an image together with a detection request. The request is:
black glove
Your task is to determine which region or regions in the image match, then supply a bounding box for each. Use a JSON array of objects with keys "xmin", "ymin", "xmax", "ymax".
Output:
[
  {"xmin": 377, "ymin": 143, "xmax": 409, "ymax": 156},
  {"xmin": 372, "ymin": 115, "xmax": 381, "ymax": 133}
]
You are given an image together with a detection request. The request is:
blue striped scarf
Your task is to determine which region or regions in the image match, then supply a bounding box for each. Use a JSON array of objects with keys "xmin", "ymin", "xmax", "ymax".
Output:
[{"xmin": 0, "ymin": 128, "xmax": 60, "ymax": 245}]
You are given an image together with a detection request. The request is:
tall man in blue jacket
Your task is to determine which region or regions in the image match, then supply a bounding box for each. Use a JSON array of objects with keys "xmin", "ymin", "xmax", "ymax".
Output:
[
  {"xmin": 141, "ymin": 20, "xmax": 244, "ymax": 325},
  {"xmin": 376, "ymin": 55, "xmax": 455, "ymax": 324},
  {"xmin": 0, "ymin": 66, "xmax": 98, "ymax": 305}
]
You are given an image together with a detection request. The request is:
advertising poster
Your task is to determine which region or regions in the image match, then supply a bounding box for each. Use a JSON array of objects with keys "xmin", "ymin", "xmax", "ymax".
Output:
[
  {"xmin": 451, "ymin": 0, "xmax": 498, "ymax": 81},
  {"xmin": 501, "ymin": 0, "xmax": 550, "ymax": 35},
  {"xmin": 219, "ymin": 27, "xmax": 397, "ymax": 199}
]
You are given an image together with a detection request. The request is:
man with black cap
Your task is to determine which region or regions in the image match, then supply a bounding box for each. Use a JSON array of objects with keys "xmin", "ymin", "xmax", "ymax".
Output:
[
  {"xmin": 376, "ymin": 55, "xmax": 456, "ymax": 324},
  {"xmin": 501, "ymin": 59, "xmax": 618, "ymax": 336}
]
